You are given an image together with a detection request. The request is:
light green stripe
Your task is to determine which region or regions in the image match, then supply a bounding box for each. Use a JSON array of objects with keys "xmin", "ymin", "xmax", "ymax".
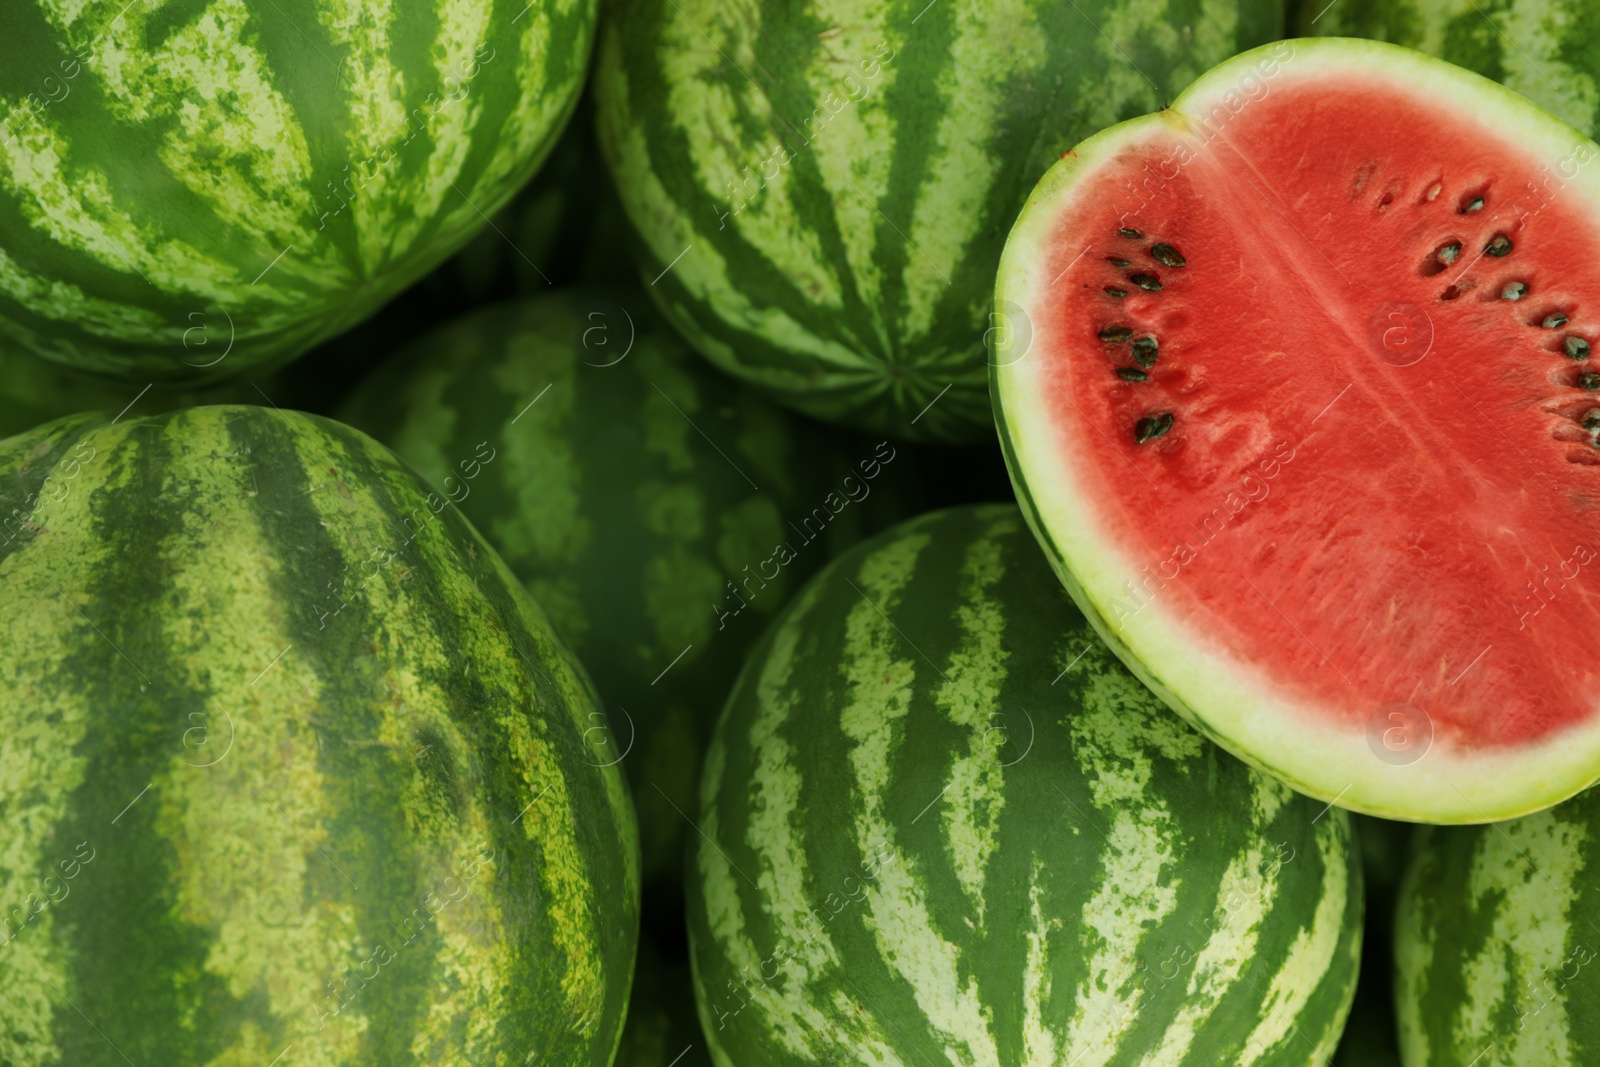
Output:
[
  {"xmin": 0, "ymin": 426, "xmax": 113, "ymax": 1066},
  {"xmin": 1020, "ymin": 858, "xmax": 1060, "ymax": 1066},
  {"xmin": 148, "ymin": 415, "xmax": 368, "ymax": 1063},
  {"xmin": 1059, "ymin": 647, "xmax": 1197, "ymax": 1067},
  {"xmin": 935, "ymin": 511, "xmax": 1017, "ymax": 925},
  {"xmin": 1237, "ymin": 813, "xmax": 1353, "ymax": 1062},
  {"xmin": 1455, "ymin": 812, "xmax": 1585, "ymax": 1065},
  {"xmin": 697, "ymin": 577, "xmax": 875, "ymax": 1066},
  {"xmin": 1139, "ymin": 774, "xmax": 1292, "ymax": 1066},
  {"xmin": 745, "ymin": 580, "xmax": 840, "ymax": 991},
  {"xmin": 597, "ymin": 19, "xmax": 871, "ymax": 375},
  {"xmin": 899, "ymin": 0, "xmax": 1043, "ymax": 340},
  {"xmin": 0, "ymin": 242, "xmax": 167, "ymax": 340},
  {"xmin": 464, "ymin": 3, "xmax": 566, "ymax": 209},
  {"xmin": 384, "ymin": 0, "xmax": 495, "ymax": 261},
  {"xmin": 317, "ymin": 0, "xmax": 407, "ymax": 273},
  {"xmin": 842, "ymin": 530, "xmax": 1003, "ymax": 1067},
  {"xmin": 796, "ymin": 2, "xmax": 898, "ymax": 350}
]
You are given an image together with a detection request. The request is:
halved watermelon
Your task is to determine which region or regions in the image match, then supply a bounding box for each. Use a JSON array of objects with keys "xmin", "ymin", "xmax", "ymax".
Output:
[{"xmin": 993, "ymin": 38, "xmax": 1600, "ymax": 823}]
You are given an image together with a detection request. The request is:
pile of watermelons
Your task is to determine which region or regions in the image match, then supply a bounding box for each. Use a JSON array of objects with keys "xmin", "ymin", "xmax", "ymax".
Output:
[{"xmin": 4, "ymin": 0, "xmax": 1600, "ymax": 1063}]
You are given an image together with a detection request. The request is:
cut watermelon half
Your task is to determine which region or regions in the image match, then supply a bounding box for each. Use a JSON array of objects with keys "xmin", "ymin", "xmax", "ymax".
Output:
[{"xmin": 993, "ymin": 38, "xmax": 1600, "ymax": 824}]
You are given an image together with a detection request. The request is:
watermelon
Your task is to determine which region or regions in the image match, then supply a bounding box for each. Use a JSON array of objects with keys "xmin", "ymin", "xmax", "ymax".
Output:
[
  {"xmin": 1297, "ymin": 0, "xmax": 1600, "ymax": 139},
  {"xmin": 688, "ymin": 504, "xmax": 1362, "ymax": 1066},
  {"xmin": 1395, "ymin": 788, "xmax": 1600, "ymax": 1065},
  {"xmin": 0, "ymin": 405, "xmax": 639, "ymax": 1065},
  {"xmin": 592, "ymin": 0, "xmax": 1283, "ymax": 443},
  {"xmin": 992, "ymin": 37, "xmax": 1600, "ymax": 824},
  {"xmin": 0, "ymin": 0, "xmax": 596, "ymax": 384},
  {"xmin": 338, "ymin": 291, "xmax": 919, "ymax": 886}
]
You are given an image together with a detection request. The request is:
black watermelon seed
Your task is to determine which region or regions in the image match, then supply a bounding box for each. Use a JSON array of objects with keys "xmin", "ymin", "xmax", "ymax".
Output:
[
  {"xmin": 1544, "ymin": 313, "xmax": 1569, "ymax": 329},
  {"xmin": 1116, "ymin": 367, "xmax": 1148, "ymax": 382},
  {"xmin": 1583, "ymin": 408, "xmax": 1600, "ymax": 430},
  {"xmin": 1106, "ymin": 257, "xmax": 1130, "ymax": 267},
  {"xmin": 1118, "ymin": 227, "xmax": 1143, "ymax": 239},
  {"xmin": 1150, "ymin": 243, "xmax": 1186, "ymax": 268},
  {"xmin": 1098, "ymin": 325, "xmax": 1134, "ymax": 343},
  {"xmin": 1580, "ymin": 372, "xmax": 1600, "ymax": 390},
  {"xmin": 1130, "ymin": 272, "xmax": 1163, "ymax": 292},
  {"xmin": 1132, "ymin": 336, "xmax": 1159, "ymax": 367},
  {"xmin": 1502, "ymin": 282, "xmax": 1529, "ymax": 300},
  {"xmin": 1566, "ymin": 336, "xmax": 1591, "ymax": 360},
  {"xmin": 1485, "ymin": 233, "xmax": 1513, "ymax": 257},
  {"xmin": 1134, "ymin": 412, "xmax": 1174, "ymax": 444},
  {"xmin": 1436, "ymin": 241, "xmax": 1462, "ymax": 266},
  {"xmin": 1461, "ymin": 196, "xmax": 1485, "ymax": 214},
  {"xmin": 1104, "ymin": 286, "xmax": 1128, "ymax": 298}
]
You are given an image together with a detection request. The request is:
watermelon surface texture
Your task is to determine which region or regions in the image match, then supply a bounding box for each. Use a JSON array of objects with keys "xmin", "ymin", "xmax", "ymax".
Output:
[
  {"xmin": 688, "ymin": 504, "xmax": 1362, "ymax": 1066},
  {"xmin": 593, "ymin": 0, "xmax": 1282, "ymax": 442},
  {"xmin": 0, "ymin": 0, "xmax": 596, "ymax": 384},
  {"xmin": 0, "ymin": 405, "xmax": 639, "ymax": 1065},
  {"xmin": 992, "ymin": 37, "xmax": 1600, "ymax": 823},
  {"xmin": 1297, "ymin": 0, "xmax": 1600, "ymax": 139},
  {"xmin": 339, "ymin": 291, "xmax": 916, "ymax": 886},
  {"xmin": 1395, "ymin": 788, "xmax": 1600, "ymax": 1066}
]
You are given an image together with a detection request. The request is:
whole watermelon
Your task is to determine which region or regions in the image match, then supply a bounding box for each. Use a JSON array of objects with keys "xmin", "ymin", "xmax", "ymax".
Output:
[
  {"xmin": 1295, "ymin": 0, "xmax": 1600, "ymax": 137},
  {"xmin": 593, "ymin": 0, "xmax": 1283, "ymax": 442},
  {"xmin": 0, "ymin": 406, "xmax": 639, "ymax": 1066},
  {"xmin": 338, "ymin": 291, "xmax": 918, "ymax": 886},
  {"xmin": 1395, "ymin": 791, "xmax": 1600, "ymax": 1066},
  {"xmin": 688, "ymin": 504, "xmax": 1362, "ymax": 1065},
  {"xmin": 0, "ymin": 0, "xmax": 596, "ymax": 384}
]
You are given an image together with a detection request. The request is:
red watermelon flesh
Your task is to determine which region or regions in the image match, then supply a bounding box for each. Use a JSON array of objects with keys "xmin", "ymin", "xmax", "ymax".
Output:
[{"xmin": 993, "ymin": 38, "xmax": 1600, "ymax": 823}]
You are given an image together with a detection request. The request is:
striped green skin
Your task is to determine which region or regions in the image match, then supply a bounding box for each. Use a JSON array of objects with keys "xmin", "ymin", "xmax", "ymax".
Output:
[
  {"xmin": 593, "ymin": 0, "xmax": 1282, "ymax": 443},
  {"xmin": 0, "ymin": 405, "xmax": 639, "ymax": 1066},
  {"xmin": 688, "ymin": 504, "xmax": 1363, "ymax": 1067},
  {"xmin": 338, "ymin": 291, "xmax": 914, "ymax": 887},
  {"xmin": 1395, "ymin": 790, "xmax": 1600, "ymax": 1067},
  {"xmin": 1297, "ymin": 0, "xmax": 1600, "ymax": 138},
  {"xmin": 0, "ymin": 0, "xmax": 596, "ymax": 385}
]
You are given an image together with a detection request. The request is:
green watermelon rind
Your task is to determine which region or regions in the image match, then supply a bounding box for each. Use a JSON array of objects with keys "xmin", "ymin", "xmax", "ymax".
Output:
[
  {"xmin": 0, "ymin": 405, "xmax": 640, "ymax": 1065},
  {"xmin": 0, "ymin": 2, "xmax": 598, "ymax": 384},
  {"xmin": 1393, "ymin": 796, "xmax": 1600, "ymax": 1064},
  {"xmin": 687, "ymin": 504, "xmax": 1363, "ymax": 1067},
  {"xmin": 991, "ymin": 37, "xmax": 1600, "ymax": 824}
]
